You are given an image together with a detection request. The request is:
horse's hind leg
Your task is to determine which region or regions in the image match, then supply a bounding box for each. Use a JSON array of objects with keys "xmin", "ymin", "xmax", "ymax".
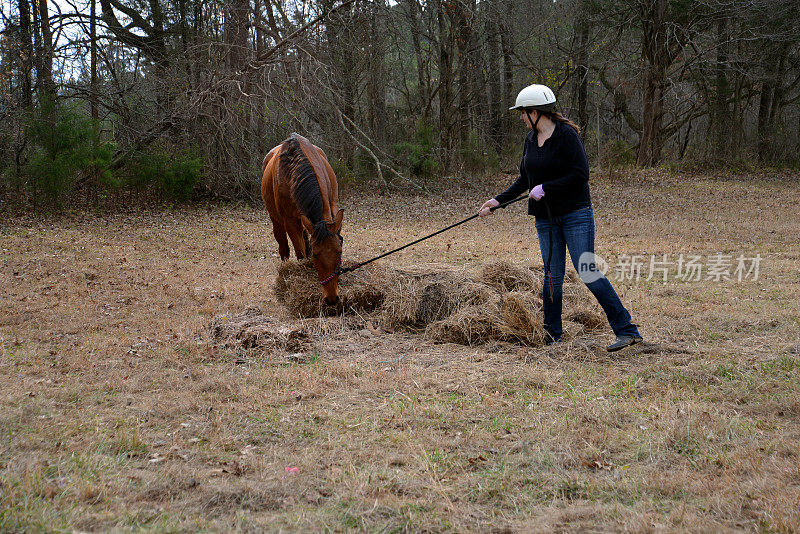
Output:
[{"xmin": 272, "ymin": 221, "xmax": 291, "ymax": 261}]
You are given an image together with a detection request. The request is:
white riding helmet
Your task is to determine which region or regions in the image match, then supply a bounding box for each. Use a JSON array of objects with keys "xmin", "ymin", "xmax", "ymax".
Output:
[{"xmin": 509, "ymin": 84, "xmax": 557, "ymax": 112}]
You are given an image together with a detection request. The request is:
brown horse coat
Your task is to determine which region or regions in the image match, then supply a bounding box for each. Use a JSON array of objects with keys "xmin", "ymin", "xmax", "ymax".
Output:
[{"xmin": 261, "ymin": 133, "xmax": 343, "ymax": 302}]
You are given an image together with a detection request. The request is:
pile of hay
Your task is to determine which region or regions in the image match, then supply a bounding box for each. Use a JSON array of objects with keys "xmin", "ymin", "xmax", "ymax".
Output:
[
  {"xmin": 274, "ymin": 259, "xmax": 385, "ymax": 317},
  {"xmin": 274, "ymin": 259, "xmax": 604, "ymax": 347},
  {"xmin": 209, "ymin": 306, "xmax": 311, "ymax": 352}
]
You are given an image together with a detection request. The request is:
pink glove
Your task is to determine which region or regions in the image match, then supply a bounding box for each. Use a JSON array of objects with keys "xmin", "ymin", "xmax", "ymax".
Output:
[{"xmin": 529, "ymin": 184, "xmax": 545, "ymax": 200}]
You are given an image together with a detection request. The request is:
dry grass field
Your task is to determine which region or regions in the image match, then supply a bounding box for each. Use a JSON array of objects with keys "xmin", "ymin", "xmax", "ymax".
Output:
[{"xmin": 2, "ymin": 169, "xmax": 799, "ymax": 532}]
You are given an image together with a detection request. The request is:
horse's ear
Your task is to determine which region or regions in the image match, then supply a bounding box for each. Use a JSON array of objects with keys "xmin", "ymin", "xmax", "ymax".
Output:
[
  {"xmin": 300, "ymin": 215, "xmax": 314, "ymax": 235},
  {"xmin": 333, "ymin": 209, "xmax": 344, "ymax": 234}
]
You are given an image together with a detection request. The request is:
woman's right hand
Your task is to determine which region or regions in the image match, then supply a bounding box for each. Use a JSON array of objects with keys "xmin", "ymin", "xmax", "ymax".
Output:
[{"xmin": 479, "ymin": 198, "xmax": 500, "ymax": 217}]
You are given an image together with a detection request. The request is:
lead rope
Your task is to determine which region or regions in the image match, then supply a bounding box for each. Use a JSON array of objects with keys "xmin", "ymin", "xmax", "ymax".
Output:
[{"xmin": 328, "ymin": 195, "xmax": 529, "ymax": 283}]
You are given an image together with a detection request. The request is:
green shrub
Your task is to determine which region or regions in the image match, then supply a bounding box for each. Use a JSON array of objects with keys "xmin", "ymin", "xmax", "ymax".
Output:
[
  {"xmin": 599, "ymin": 139, "xmax": 636, "ymax": 167},
  {"xmin": 330, "ymin": 157, "xmax": 358, "ymax": 187},
  {"xmin": 458, "ymin": 129, "xmax": 499, "ymax": 175},
  {"xmin": 126, "ymin": 147, "xmax": 203, "ymax": 201},
  {"xmin": 22, "ymin": 99, "xmax": 116, "ymax": 204},
  {"xmin": 0, "ymin": 132, "xmax": 13, "ymax": 179},
  {"xmin": 161, "ymin": 154, "xmax": 203, "ymax": 201},
  {"xmin": 394, "ymin": 121, "xmax": 439, "ymax": 179},
  {"xmin": 126, "ymin": 151, "xmax": 165, "ymax": 190}
]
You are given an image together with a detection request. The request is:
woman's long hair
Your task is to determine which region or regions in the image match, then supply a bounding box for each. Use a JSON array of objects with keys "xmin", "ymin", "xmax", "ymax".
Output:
[{"xmin": 546, "ymin": 111, "xmax": 580, "ymax": 135}]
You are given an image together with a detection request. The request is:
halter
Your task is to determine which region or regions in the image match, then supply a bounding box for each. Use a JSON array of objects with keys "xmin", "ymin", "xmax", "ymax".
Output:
[
  {"xmin": 319, "ymin": 261, "xmax": 343, "ymax": 286},
  {"xmin": 316, "ymin": 233, "xmax": 344, "ymax": 286}
]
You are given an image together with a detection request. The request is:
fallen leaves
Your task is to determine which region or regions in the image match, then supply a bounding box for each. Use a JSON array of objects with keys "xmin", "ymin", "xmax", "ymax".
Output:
[
  {"xmin": 209, "ymin": 460, "xmax": 246, "ymax": 477},
  {"xmin": 467, "ymin": 454, "xmax": 487, "ymax": 466},
  {"xmin": 167, "ymin": 445, "xmax": 188, "ymax": 461},
  {"xmin": 581, "ymin": 456, "xmax": 615, "ymax": 471}
]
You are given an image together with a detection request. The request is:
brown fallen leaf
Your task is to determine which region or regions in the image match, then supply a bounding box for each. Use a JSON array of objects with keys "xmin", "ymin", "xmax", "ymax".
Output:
[
  {"xmin": 582, "ymin": 456, "xmax": 614, "ymax": 470},
  {"xmin": 43, "ymin": 483, "xmax": 59, "ymax": 499},
  {"xmin": 304, "ymin": 491, "xmax": 321, "ymax": 504},
  {"xmin": 219, "ymin": 460, "xmax": 244, "ymax": 476},
  {"xmin": 167, "ymin": 445, "xmax": 188, "ymax": 460}
]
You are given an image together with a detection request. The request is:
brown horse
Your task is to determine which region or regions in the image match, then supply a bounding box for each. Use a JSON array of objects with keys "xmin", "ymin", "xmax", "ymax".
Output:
[{"xmin": 261, "ymin": 133, "xmax": 344, "ymax": 305}]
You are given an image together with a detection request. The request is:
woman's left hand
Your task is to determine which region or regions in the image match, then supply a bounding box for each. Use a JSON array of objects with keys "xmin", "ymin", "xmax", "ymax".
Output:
[{"xmin": 529, "ymin": 184, "xmax": 545, "ymax": 200}]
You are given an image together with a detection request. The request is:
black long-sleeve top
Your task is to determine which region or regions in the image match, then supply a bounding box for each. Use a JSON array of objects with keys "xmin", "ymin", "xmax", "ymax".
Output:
[{"xmin": 494, "ymin": 121, "xmax": 591, "ymax": 219}]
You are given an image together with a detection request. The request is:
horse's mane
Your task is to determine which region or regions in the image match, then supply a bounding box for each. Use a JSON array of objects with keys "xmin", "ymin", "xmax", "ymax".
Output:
[{"xmin": 279, "ymin": 134, "xmax": 333, "ymax": 242}]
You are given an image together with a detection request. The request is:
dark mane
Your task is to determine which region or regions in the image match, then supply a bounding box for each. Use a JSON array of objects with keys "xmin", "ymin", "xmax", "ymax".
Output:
[
  {"xmin": 279, "ymin": 134, "xmax": 332, "ymax": 242},
  {"xmin": 312, "ymin": 220, "xmax": 333, "ymax": 242}
]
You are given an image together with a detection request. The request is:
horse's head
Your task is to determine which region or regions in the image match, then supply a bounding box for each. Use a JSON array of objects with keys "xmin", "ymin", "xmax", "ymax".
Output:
[{"xmin": 302, "ymin": 209, "xmax": 344, "ymax": 305}]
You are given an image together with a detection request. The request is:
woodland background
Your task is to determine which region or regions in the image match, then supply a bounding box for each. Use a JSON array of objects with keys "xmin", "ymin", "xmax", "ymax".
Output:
[{"xmin": 1, "ymin": 0, "xmax": 799, "ymax": 206}]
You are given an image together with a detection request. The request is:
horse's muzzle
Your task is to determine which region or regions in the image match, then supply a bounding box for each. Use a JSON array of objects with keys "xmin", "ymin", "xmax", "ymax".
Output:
[{"xmin": 324, "ymin": 295, "xmax": 340, "ymax": 306}]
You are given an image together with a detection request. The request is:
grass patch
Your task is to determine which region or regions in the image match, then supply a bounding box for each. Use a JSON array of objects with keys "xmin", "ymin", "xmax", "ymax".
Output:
[{"xmin": 1, "ymin": 171, "xmax": 799, "ymax": 531}]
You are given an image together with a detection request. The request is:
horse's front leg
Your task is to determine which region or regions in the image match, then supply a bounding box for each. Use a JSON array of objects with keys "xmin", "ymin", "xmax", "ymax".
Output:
[
  {"xmin": 286, "ymin": 220, "xmax": 309, "ymax": 260},
  {"xmin": 271, "ymin": 219, "xmax": 291, "ymax": 261}
]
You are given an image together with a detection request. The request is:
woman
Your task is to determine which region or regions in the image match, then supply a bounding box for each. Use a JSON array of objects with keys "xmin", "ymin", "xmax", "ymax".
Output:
[{"xmin": 479, "ymin": 84, "xmax": 642, "ymax": 352}]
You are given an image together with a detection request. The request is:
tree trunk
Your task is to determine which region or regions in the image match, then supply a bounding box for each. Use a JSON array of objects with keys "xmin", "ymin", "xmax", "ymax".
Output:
[
  {"xmin": 638, "ymin": 65, "xmax": 666, "ymax": 166},
  {"xmin": 453, "ymin": 0, "xmax": 474, "ymax": 146},
  {"xmin": 225, "ymin": 0, "xmax": 249, "ymax": 72},
  {"xmin": 149, "ymin": 0, "xmax": 167, "ymax": 69},
  {"xmin": 18, "ymin": 0, "xmax": 34, "ymax": 110},
  {"xmin": 758, "ymin": 46, "xmax": 789, "ymax": 162},
  {"xmin": 486, "ymin": 4, "xmax": 502, "ymax": 150},
  {"xmin": 325, "ymin": 0, "xmax": 358, "ymax": 166},
  {"xmin": 575, "ymin": 0, "xmax": 590, "ymax": 132},
  {"xmin": 35, "ymin": 0, "xmax": 55, "ymax": 103},
  {"xmin": 712, "ymin": 16, "xmax": 729, "ymax": 157},
  {"xmin": 757, "ymin": 79, "xmax": 774, "ymax": 162},
  {"xmin": 768, "ymin": 47, "xmax": 788, "ymax": 126},
  {"xmin": 731, "ymin": 24, "xmax": 744, "ymax": 153},
  {"xmin": 498, "ymin": 4, "xmax": 514, "ymax": 145},
  {"xmin": 366, "ymin": 3, "xmax": 388, "ymax": 147},
  {"xmin": 406, "ymin": 0, "xmax": 429, "ymax": 121},
  {"xmin": 435, "ymin": 0, "xmax": 454, "ymax": 171},
  {"xmin": 636, "ymin": 0, "xmax": 668, "ymax": 167},
  {"xmin": 253, "ymin": 0, "xmax": 265, "ymax": 158},
  {"xmin": 178, "ymin": 0, "xmax": 190, "ymax": 78},
  {"xmin": 14, "ymin": 0, "xmax": 34, "ymax": 180},
  {"xmin": 193, "ymin": 0, "xmax": 203, "ymax": 89},
  {"xmin": 90, "ymin": 0, "xmax": 99, "ymax": 125}
]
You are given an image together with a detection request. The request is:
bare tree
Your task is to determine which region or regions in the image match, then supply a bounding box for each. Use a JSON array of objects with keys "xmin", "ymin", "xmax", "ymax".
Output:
[{"xmin": 2, "ymin": 0, "xmax": 800, "ymax": 206}]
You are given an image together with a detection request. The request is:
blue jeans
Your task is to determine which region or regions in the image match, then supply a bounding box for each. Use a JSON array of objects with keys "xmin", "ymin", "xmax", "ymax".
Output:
[{"xmin": 535, "ymin": 207, "xmax": 640, "ymax": 340}]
